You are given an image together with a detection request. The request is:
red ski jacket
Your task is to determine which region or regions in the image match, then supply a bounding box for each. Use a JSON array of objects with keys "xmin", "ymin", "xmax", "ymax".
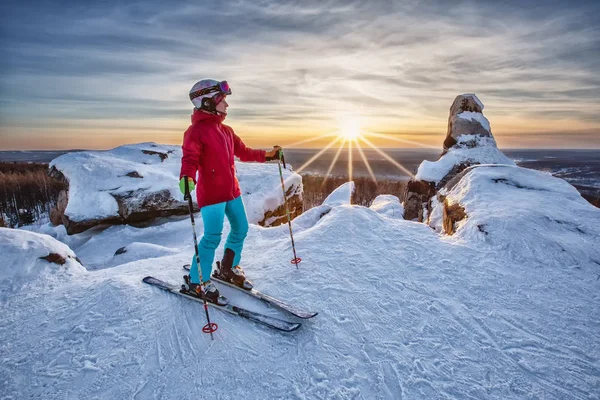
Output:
[{"xmin": 180, "ymin": 110, "xmax": 266, "ymax": 208}]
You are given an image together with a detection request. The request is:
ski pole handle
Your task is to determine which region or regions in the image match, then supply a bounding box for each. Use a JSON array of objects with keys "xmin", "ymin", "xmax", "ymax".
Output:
[
  {"xmin": 278, "ymin": 149, "xmax": 286, "ymax": 169},
  {"xmin": 184, "ymin": 176, "xmax": 191, "ymax": 201}
]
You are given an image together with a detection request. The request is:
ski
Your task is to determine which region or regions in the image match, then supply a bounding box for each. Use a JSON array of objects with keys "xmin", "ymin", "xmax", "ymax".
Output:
[
  {"xmin": 183, "ymin": 264, "xmax": 318, "ymax": 319},
  {"xmin": 142, "ymin": 276, "xmax": 301, "ymax": 332}
]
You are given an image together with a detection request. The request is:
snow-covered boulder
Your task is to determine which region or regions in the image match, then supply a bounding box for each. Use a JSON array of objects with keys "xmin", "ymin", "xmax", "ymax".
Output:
[
  {"xmin": 48, "ymin": 143, "xmax": 302, "ymax": 234},
  {"xmin": 430, "ymin": 165, "xmax": 600, "ymax": 265},
  {"xmin": 0, "ymin": 227, "xmax": 85, "ymax": 289},
  {"xmin": 239, "ymin": 162, "xmax": 303, "ymax": 227},
  {"xmin": 369, "ymin": 195, "xmax": 404, "ymax": 219},
  {"xmin": 416, "ymin": 136, "xmax": 514, "ymax": 185},
  {"xmin": 49, "ymin": 143, "xmax": 186, "ymax": 234},
  {"xmin": 404, "ymin": 94, "xmax": 514, "ymax": 221}
]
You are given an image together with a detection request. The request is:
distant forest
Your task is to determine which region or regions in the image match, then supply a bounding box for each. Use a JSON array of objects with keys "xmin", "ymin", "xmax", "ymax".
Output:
[{"xmin": 0, "ymin": 163, "xmax": 65, "ymax": 227}]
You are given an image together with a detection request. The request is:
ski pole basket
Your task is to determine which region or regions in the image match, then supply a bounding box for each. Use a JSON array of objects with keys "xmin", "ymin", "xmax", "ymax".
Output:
[{"xmin": 202, "ymin": 323, "xmax": 219, "ymax": 334}]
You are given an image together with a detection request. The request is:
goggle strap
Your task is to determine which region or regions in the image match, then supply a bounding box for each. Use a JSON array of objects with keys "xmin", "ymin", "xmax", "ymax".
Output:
[{"xmin": 189, "ymin": 81, "xmax": 231, "ymax": 101}]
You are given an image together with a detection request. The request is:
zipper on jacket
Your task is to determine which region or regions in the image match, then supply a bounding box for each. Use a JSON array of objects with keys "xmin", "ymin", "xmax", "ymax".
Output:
[
  {"xmin": 220, "ymin": 124, "xmax": 236, "ymax": 197},
  {"xmin": 212, "ymin": 169, "xmax": 215, "ymax": 180}
]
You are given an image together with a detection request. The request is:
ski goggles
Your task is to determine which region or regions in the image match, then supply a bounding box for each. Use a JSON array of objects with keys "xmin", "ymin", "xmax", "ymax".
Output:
[{"xmin": 189, "ymin": 81, "xmax": 232, "ymax": 101}]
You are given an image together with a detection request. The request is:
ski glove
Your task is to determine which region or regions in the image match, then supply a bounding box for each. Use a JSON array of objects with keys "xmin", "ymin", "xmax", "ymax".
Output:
[
  {"xmin": 179, "ymin": 177, "xmax": 195, "ymax": 195},
  {"xmin": 265, "ymin": 146, "xmax": 282, "ymax": 161}
]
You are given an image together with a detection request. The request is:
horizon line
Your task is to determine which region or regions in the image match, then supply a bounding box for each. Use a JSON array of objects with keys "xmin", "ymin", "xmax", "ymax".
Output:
[{"xmin": 2, "ymin": 147, "xmax": 600, "ymax": 152}]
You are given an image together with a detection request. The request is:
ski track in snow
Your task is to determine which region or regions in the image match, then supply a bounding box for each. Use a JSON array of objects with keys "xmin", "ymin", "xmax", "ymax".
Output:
[{"xmin": 2, "ymin": 203, "xmax": 600, "ymax": 399}]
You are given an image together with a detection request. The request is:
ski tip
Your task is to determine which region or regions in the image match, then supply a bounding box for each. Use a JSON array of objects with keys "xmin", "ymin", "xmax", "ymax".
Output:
[
  {"xmin": 142, "ymin": 276, "xmax": 154, "ymax": 282},
  {"xmin": 288, "ymin": 323, "xmax": 302, "ymax": 332},
  {"xmin": 293, "ymin": 312, "xmax": 318, "ymax": 319}
]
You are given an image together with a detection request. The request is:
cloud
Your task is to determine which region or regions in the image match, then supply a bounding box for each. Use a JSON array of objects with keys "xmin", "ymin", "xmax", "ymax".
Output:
[{"xmin": 0, "ymin": 0, "xmax": 599, "ymax": 149}]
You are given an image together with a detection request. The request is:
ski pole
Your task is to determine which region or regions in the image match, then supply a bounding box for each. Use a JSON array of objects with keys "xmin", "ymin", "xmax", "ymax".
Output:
[
  {"xmin": 184, "ymin": 177, "xmax": 217, "ymax": 339},
  {"xmin": 276, "ymin": 150, "xmax": 301, "ymax": 268}
]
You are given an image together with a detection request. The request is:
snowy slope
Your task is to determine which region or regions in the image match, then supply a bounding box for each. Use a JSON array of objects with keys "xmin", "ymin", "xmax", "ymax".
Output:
[{"xmin": 3, "ymin": 173, "xmax": 600, "ymax": 399}]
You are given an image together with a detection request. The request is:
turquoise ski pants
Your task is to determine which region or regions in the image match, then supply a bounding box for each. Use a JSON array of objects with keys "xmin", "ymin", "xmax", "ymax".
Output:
[{"xmin": 189, "ymin": 195, "xmax": 249, "ymax": 284}]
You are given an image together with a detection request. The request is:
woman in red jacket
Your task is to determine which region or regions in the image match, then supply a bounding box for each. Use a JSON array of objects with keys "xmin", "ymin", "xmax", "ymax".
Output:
[{"xmin": 179, "ymin": 79, "xmax": 280, "ymax": 304}]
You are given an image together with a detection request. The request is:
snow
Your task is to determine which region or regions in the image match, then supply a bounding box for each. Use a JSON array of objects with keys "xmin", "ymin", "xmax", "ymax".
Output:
[
  {"xmin": 0, "ymin": 227, "xmax": 85, "ymax": 284},
  {"xmin": 416, "ymin": 137, "xmax": 515, "ymax": 184},
  {"xmin": 457, "ymin": 111, "xmax": 491, "ymax": 132},
  {"xmin": 463, "ymin": 93, "xmax": 484, "ymax": 111},
  {"xmin": 49, "ymin": 142, "xmax": 301, "ymax": 226},
  {"xmin": 427, "ymin": 195, "xmax": 444, "ymax": 229},
  {"xmin": 430, "ymin": 165, "xmax": 600, "ymax": 268},
  {"xmin": 369, "ymin": 194, "xmax": 404, "ymax": 219},
  {"xmin": 323, "ymin": 181, "xmax": 354, "ymax": 206},
  {"xmin": 50, "ymin": 143, "xmax": 181, "ymax": 221},
  {"xmin": 2, "ymin": 164, "xmax": 600, "ymax": 399}
]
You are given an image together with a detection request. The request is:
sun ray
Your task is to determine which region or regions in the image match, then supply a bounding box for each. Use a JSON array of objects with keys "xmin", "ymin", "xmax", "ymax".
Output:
[
  {"xmin": 359, "ymin": 136, "xmax": 415, "ymax": 178},
  {"xmin": 282, "ymin": 131, "xmax": 339, "ymax": 148},
  {"xmin": 295, "ymin": 136, "xmax": 341, "ymax": 173},
  {"xmin": 355, "ymin": 141, "xmax": 377, "ymax": 183},
  {"xmin": 321, "ymin": 139, "xmax": 346, "ymax": 188},
  {"xmin": 348, "ymin": 139, "xmax": 353, "ymax": 182},
  {"xmin": 362, "ymin": 130, "xmax": 437, "ymax": 149}
]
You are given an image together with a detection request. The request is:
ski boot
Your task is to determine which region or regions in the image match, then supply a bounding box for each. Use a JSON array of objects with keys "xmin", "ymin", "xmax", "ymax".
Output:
[
  {"xmin": 181, "ymin": 275, "xmax": 228, "ymax": 306},
  {"xmin": 213, "ymin": 248, "xmax": 253, "ymax": 290}
]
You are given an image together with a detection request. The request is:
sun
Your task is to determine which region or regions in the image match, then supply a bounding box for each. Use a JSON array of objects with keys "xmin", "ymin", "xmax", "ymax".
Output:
[
  {"xmin": 338, "ymin": 117, "xmax": 362, "ymax": 141},
  {"xmin": 291, "ymin": 113, "xmax": 420, "ymax": 186}
]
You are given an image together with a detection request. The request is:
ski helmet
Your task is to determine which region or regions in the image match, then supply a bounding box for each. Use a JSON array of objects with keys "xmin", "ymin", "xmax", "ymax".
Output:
[{"xmin": 189, "ymin": 79, "xmax": 231, "ymax": 114}]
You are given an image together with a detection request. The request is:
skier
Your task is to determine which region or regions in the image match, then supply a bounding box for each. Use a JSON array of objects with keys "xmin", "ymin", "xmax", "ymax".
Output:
[{"xmin": 179, "ymin": 79, "xmax": 281, "ymax": 304}]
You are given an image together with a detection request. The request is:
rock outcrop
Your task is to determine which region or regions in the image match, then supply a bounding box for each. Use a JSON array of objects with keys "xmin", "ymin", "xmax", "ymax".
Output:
[
  {"xmin": 403, "ymin": 94, "xmax": 514, "ymax": 223},
  {"xmin": 49, "ymin": 143, "xmax": 303, "ymax": 234},
  {"xmin": 258, "ymin": 183, "xmax": 303, "ymax": 227}
]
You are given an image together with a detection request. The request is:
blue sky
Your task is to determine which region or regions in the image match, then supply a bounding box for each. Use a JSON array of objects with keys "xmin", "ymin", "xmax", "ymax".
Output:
[{"xmin": 0, "ymin": 0, "xmax": 599, "ymax": 149}]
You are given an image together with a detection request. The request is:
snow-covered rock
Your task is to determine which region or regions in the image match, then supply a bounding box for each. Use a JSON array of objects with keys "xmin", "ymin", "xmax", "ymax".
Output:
[
  {"xmin": 49, "ymin": 143, "xmax": 187, "ymax": 234},
  {"xmin": 48, "ymin": 143, "xmax": 302, "ymax": 234},
  {"xmin": 416, "ymin": 136, "xmax": 514, "ymax": 185},
  {"xmin": 404, "ymin": 94, "xmax": 514, "ymax": 221},
  {"xmin": 369, "ymin": 194, "xmax": 404, "ymax": 218},
  {"xmin": 430, "ymin": 165, "xmax": 600, "ymax": 265},
  {"xmin": 239, "ymin": 162, "xmax": 303, "ymax": 227},
  {"xmin": 0, "ymin": 227, "xmax": 85, "ymax": 287},
  {"xmin": 443, "ymin": 93, "xmax": 492, "ymax": 152}
]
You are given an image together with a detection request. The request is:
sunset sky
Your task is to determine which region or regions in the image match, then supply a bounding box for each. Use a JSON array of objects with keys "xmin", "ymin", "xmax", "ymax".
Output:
[{"xmin": 0, "ymin": 0, "xmax": 599, "ymax": 150}]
